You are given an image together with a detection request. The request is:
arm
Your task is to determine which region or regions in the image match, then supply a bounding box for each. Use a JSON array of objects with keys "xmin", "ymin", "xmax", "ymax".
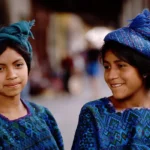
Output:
[{"xmin": 72, "ymin": 105, "xmax": 99, "ymax": 150}]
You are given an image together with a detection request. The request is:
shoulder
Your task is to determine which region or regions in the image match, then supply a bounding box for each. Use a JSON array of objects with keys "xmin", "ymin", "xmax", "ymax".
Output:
[
  {"xmin": 24, "ymin": 100, "xmax": 53, "ymax": 117},
  {"xmin": 24, "ymin": 100, "xmax": 58, "ymax": 125},
  {"xmin": 79, "ymin": 97, "xmax": 114, "ymax": 116},
  {"xmin": 82, "ymin": 97, "xmax": 109, "ymax": 110},
  {"xmin": 25, "ymin": 100, "xmax": 46, "ymax": 111}
]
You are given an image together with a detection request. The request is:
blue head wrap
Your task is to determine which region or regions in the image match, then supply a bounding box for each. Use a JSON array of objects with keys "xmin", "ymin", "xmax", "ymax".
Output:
[
  {"xmin": 0, "ymin": 20, "xmax": 35, "ymax": 55},
  {"xmin": 104, "ymin": 9, "xmax": 150, "ymax": 58}
]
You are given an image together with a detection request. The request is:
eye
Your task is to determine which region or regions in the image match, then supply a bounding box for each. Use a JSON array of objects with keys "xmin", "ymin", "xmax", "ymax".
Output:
[
  {"xmin": 118, "ymin": 63, "xmax": 126, "ymax": 68},
  {"xmin": 103, "ymin": 64, "xmax": 110, "ymax": 70},
  {"xmin": 15, "ymin": 63, "xmax": 24, "ymax": 68},
  {"xmin": 0, "ymin": 66, "xmax": 4, "ymax": 71}
]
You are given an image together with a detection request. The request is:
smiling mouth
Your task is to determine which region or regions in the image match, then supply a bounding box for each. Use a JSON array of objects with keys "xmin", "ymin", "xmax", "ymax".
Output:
[{"xmin": 111, "ymin": 84, "xmax": 123, "ymax": 88}]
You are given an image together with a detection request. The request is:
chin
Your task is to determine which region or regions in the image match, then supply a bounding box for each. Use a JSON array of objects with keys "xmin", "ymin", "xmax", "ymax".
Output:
[
  {"xmin": 3, "ymin": 90, "xmax": 21, "ymax": 98},
  {"xmin": 6, "ymin": 93, "xmax": 20, "ymax": 98},
  {"xmin": 113, "ymin": 93, "xmax": 127, "ymax": 101}
]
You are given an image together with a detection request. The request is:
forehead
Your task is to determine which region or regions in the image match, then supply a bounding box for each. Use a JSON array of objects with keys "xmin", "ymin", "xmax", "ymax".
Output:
[
  {"xmin": 0, "ymin": 47, "xmax": 23, "ymax": 62},
  {"xmin": 103, "ymin": 50, "xmax": 120, "ymax": 61}
]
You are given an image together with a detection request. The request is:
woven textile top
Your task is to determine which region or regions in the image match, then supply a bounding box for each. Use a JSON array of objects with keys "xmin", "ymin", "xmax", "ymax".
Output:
[{"xmin": 72, "ymin": 97, "xmax": 150, "ymax": 149}]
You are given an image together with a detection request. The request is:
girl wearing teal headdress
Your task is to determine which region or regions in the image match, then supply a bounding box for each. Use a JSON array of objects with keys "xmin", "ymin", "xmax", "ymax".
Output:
[
  {"xmin": 72, "ymin": 9, "xmax": 150, "ymax": 149},
  {"xmin": 0, "ymin": 20, "xmax": 64, "ymax": 149}
]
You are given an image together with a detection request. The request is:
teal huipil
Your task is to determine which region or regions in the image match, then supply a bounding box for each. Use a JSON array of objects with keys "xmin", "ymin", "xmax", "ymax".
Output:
[
  {"xmin": 0, "ymin": 100, "xmax": 64, "ymax": 150},
  {"xmin": 72, "ymin": 98, "xmax": 150, "ymax": 150}
]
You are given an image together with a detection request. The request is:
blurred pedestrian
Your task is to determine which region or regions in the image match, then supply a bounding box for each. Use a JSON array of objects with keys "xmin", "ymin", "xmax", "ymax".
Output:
[
  {"xmin": 61, "ymin": 55, "xmax": 74, "ymax": 93},
  {"xmin": 0, "ymin": 20, "xmax": 64, "ymax": 149},
  {"xmin": 86, "ymin": 48, "xmax": 100, "ymax": 77},
  {"xmin": 85, "ymin": 48, "xmax": 100, "ymax": 98},
  {"xmin": 72, "ymin": 9, "xmax": 150, "ymax": 149}
]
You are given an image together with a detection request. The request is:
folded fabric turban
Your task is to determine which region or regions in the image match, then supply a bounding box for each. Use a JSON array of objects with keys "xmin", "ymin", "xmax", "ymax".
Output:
[{"xmin": 0, "ymin": 20, "xmax": 35, "ymax": 55}]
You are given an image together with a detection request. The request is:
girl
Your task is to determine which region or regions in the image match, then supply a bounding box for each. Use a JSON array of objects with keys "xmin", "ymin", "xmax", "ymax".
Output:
[
  {"xmin": 72, "ymin": 9, "xmax": 150, "ymax": 149},
  {"xmin": 0, "ymin": 20, "xmax": 64, "ymax": 149}
]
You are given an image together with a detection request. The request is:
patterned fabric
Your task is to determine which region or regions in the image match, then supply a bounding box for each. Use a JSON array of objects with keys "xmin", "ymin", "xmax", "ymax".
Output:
[
  {"xmin": 72, "ymin": 97, "xmax": 150, "ymax": 150},
  {"xmin": 0, "ymin": 20, "xmax": 34, "ymax": 54},
  {"xmin": 0, "ymin": 100, "xmax": 64, "ymax": 150},
  {"xmin": 104, "ymin": 9, "xmax": 150, "ymax": 58}
]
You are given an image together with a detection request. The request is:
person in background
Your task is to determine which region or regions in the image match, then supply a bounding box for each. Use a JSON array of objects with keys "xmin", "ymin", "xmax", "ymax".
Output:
[
  {"xmin": 85, "ymin": 48, "xmax": 100, "ymax": 98},
  {"xmin": 72, "ymin": 9, "xmax": 150, "ymax": 149},
  {"xmin": 61, "ymin": 55, "xmax": 74, "ymax": 93},
  {"xmin": 0, "ymin": 20, "xmax": 64, "ymax": 149}
]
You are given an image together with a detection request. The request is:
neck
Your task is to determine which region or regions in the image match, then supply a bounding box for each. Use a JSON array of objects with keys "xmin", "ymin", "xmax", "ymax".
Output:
[
  {"xmin": 0, "ymin": 95, "xmax": 27, "ymax": 120},
  {"xmin": 0, "ymin": 95, "xmax": 22, "ymax": 112}
]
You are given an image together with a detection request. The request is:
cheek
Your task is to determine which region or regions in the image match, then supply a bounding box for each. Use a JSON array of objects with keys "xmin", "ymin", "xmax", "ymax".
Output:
[
  {"xmin": 0, "ymin": 73, "xmax": 7, "ymax": 81},
  {"xmin": 20, "ymin": 67, "xmax": 28, "ymax": 79},
  {"xmin": 0, "ymin": 76, "xmax": 5, "ymax": 85},
  {"xmin": 124, "ymin": 71, "xmax": 143, "ymax": 85},
  {"xmin": 104, "ymin": 72, "xmax": 108, "ymax": 82},
  {"xmin": 131, "ymin": 76, "xmax": 143, "ymax": 86},
  {"xmin": 21, "ymin": 73, "xmax": 28, "ymax": 87}
]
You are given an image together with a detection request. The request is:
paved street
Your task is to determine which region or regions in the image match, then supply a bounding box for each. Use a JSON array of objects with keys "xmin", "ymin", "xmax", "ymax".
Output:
[{"xmin": 30, "ymin": 74, "xmax": 112, "ymax": 150}]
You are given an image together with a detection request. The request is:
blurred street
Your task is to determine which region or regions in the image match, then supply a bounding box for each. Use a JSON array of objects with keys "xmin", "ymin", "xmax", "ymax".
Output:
[{"xmin": 30, "ymin": 74, "xmax": 112, "ymax": 150}]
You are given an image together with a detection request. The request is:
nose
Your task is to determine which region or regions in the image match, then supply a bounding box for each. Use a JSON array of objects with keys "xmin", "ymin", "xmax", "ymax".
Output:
[
  {"xmin": 106, "ymin": 68, "xmax": 119, "ymax": 80},
  {"xmin": 6, "ymin": 68, "xmax": 17, "ymax": 80}
]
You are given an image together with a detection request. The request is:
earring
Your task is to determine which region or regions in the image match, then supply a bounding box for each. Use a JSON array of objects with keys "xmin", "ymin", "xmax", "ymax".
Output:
[{"xmin": 143, "ymin": 74, "xmax": 147, "ymax": 78}]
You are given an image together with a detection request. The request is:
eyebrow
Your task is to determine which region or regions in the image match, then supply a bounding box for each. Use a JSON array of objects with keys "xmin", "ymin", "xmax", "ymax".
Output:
[{"xmin": 0, "ymin": 59, "xmax": 24, "ymax": 65}]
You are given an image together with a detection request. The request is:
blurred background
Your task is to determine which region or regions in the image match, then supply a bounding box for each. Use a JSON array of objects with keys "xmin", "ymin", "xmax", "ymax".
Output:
[{"xmin": 1, "ymin": 0, "xmax": 150, "ymax": 149}]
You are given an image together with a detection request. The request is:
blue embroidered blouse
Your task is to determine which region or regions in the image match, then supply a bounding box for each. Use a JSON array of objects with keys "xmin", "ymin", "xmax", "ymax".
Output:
[
  {"xmin": 72, "ymin": 97, "xmax": 150, "ymax": 150},
  {"xmin": 0, "ymin": 100, "xmax": 64, "ymax": 150}
]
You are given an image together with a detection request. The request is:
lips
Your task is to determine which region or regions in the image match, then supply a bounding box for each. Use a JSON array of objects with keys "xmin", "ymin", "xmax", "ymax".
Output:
[
  {"xmin": 109, "ymin": 83, "xmax": 124, "ymax": 88},
  {"xmin": 5, "ymin": 83, "xmax": 20, "ymax": 87},
  {"xmin": 111, "ymin": 84, "xmax": 122, "ymax": 88}
]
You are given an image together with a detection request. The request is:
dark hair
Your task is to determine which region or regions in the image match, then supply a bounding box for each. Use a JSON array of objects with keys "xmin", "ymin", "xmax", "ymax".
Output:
[
  {"xmin": 0, "ymin": 39, "xmax": 31, "ymax": 73},
  {"xmin": 100, "ymin": 41, "xmax": 150, "ymax": 89}
]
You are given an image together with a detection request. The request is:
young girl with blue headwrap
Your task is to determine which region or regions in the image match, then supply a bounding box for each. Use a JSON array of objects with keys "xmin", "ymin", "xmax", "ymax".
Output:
[
  {"xmin": 72, "ymin": 9, "xmax": 150, "ymax": 149},
  {"xmin": 0, "ymin": 20, "xmax": 64, "ymax": 149}
]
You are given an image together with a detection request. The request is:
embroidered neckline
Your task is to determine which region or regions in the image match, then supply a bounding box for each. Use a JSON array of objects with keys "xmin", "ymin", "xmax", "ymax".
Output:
[{"xmin": 104, "ymin": 97, "xmax": 150, "ymax": 113}]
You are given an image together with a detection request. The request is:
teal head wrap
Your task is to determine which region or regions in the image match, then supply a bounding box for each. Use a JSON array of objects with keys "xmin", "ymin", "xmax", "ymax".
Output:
[{"xmin": 0, "ymin": 20, "xmax": 35, "ymax": 55}]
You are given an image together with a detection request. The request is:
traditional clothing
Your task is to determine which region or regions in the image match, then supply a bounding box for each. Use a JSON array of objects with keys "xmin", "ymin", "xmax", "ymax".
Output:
[
  {"xmin": 104, "ymin": 9, "xmax": 150, "ymax": 58},
  {"xmin": 72, "ymin": 8, "xmax": 150, "ymax": 150},
  {"xmin": 0, "ymin": 100, "xmax": 64, "ymax": 150},
  {"xmin": 72, "ymin": 98, "xmax": 150, "ymax": 149},
  {"xmin": 0, "ymin": 20, "xmax": 64, "ymax": 149},
  {"xmin": 0, "ymin": 20, "xmax": 34, "ymax": 54}
]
